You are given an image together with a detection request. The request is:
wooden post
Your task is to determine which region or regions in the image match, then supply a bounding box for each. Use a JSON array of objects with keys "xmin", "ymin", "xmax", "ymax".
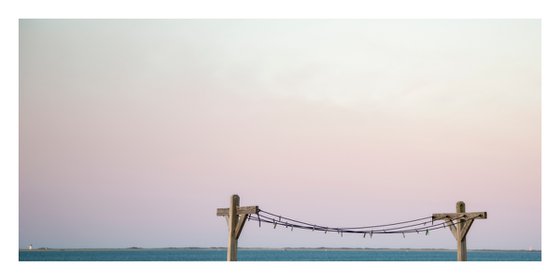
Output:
[
  {"xmin": 456, "ymin": 201, "xmax": 467, "ymax": 261},
  {"xmin": 432, "ymin": 201, "xmax": 487, "ymax": 261},
  {"xmin": 227, "ymin": 195, "xmax": 239, "ymax": 261},
  {"xmin": 216, "ymin": 194, "xmax": 259, "ymax": 261}
]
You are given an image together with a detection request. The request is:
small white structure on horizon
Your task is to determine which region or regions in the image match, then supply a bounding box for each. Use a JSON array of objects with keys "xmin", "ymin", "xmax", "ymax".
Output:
[{"xmin": 28, "ymin": 244, "xmax": 32, "ymax": 250}]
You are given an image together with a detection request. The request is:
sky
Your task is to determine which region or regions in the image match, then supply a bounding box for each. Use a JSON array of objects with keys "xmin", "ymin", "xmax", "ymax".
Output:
[{"xmin": 19, "ymin": 19, "xmax": 540, "ymax": 250}]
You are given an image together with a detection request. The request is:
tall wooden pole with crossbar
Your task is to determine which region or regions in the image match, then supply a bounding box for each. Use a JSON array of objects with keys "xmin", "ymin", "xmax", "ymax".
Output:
[
  {"xmin": 432, "ymin": 201, "xmax": 487, "ymax": 261},
  {"xmin": 216, "ymin": 194, "xmax": 259, "ymax": 261}
]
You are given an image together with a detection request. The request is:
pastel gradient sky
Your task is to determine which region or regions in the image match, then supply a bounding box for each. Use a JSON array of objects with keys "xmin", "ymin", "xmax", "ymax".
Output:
[{"xmin": 19, "ymin": 19, "xmax": 540, "ymax": 250}]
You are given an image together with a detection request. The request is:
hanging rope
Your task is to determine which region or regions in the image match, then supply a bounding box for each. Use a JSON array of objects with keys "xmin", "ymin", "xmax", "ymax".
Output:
[
  {"xmin": 258, "ymin": 209, "xmax": 433, "ymax": 230},
  {"xmin": 247, "ymin": 208, "xmax": 473, "ymax": 237}
]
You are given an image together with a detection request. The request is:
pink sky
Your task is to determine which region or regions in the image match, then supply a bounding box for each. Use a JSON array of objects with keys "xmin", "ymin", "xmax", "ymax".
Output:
[{"xmin": 19, "ymin": 19, "xmax": 540, "ymax": 249}]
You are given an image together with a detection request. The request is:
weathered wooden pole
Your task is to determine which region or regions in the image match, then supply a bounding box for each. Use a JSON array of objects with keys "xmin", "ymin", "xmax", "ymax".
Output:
[
  {"xmin": 216, "ymin": 194, "xmax": 259, "ymax": 261},
  {"xmin": 432, "ymin": 201, "xmax": 487, "ymax": 261},
  {"xmin": 227, "ymin": 195, "xmax": 239, "ymax": 261},
  {"xmin": 456, "ymin": 201, "xmax": 467, "ymax": 261}
]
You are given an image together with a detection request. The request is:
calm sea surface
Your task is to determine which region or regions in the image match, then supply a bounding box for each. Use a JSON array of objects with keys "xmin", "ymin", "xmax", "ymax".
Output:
[{"xmin": 19, "ymin": 249, "xmax": 541, "ymax": 261}]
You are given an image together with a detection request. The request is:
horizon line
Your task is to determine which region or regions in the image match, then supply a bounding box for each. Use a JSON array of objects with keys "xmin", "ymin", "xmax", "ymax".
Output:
[{"xmin": 19, "ymin": 246, "xmax": 541, "ymax": 252}]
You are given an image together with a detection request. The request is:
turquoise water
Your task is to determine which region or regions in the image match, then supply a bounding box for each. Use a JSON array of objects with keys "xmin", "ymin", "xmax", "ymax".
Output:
[{"xmin": 19, "ymin": 248, "xmax": 541, "ymax": 261}]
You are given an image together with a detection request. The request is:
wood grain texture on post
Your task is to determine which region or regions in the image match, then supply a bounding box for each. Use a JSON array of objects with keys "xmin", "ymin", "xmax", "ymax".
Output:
[
  {"xmin": 456, "ymin": 201, "xmax": 467, "ymax": 261},
  {"xmin": 227, "ymin": 194, "xmax": 239, "ymax": 261}
]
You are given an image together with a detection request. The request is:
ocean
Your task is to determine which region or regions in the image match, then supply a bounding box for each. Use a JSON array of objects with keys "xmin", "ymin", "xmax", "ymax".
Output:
[{"xmin": 19, "ymin": 248, "xmax": 541, "ymax": 261}]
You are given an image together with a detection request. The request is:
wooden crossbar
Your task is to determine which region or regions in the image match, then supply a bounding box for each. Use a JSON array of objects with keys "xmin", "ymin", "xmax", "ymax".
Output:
[
  {"xmin": 216, "ymin": 206, "xmax": 259, "ymax": 216},
  {"xmin": 432, "ymin": 212, "xmax": 487, "ymax": 221}
]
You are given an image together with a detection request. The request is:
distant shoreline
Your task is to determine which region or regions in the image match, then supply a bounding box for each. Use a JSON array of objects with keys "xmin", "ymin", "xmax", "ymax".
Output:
[{"xmin": 19, "ymin": 247, "xmax": 541, "ymax": 252}]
